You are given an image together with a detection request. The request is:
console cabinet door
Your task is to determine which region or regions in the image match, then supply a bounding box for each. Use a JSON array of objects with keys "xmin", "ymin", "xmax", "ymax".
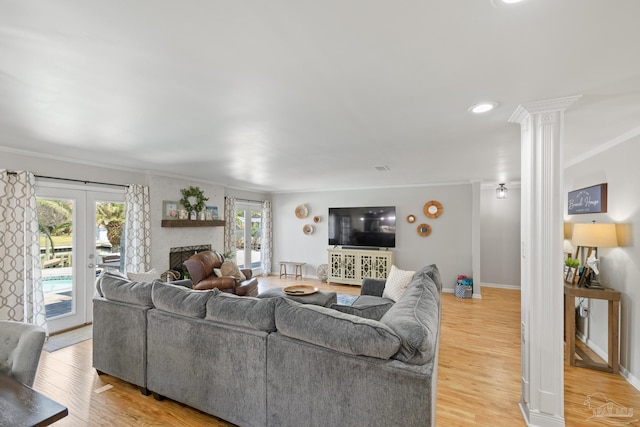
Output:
[
  {"xmin": 328, "ymin": 249, "xmax": 393, "ymax": 285},
  {"xmin": 371, "ymin": 253, "xmax": 393, "ymax": 280}
]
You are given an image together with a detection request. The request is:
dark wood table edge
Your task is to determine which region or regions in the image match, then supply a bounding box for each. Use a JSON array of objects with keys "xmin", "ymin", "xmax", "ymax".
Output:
[{"xmin": 0, "ymin": 373, "xmax": 69, "ymax": 426}]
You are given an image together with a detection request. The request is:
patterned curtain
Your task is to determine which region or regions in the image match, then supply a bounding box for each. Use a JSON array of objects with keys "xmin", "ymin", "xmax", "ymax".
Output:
[
  {"xmin": 223, "ymin": 196, "xmax": 236, "ymax": 257},
  {"xmin": 124, "ymin": 184, "xmax": 151, "ymax": 273},
  {"xmin": 0, "ymin": 170, "xmax": 47, "ymax": 330},
  {"xmin": 261, "ymin": 200, "xmax": 273, "ymax": 276}
]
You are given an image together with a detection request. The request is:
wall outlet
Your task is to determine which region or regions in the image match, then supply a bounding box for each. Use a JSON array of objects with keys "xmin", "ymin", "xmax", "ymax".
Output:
[{"xmin": 579, "ymin": 305, "xmax": 589, "ymax": 318}]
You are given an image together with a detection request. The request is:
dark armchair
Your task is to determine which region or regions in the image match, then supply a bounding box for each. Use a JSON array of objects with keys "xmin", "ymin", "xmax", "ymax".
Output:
[{"xmin": 183, "ymin": 251, "xmax": 258, "ymax": 296}]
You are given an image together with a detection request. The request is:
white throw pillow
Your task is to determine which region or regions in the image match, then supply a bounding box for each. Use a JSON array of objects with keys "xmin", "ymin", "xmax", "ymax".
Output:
[
  {"xmin": 382, "ymin": 265, "xmax": 416, "ymax": 302},
  {"xmin": 127, "ymin": 268, "xmax": 160, "ymax": 283}
]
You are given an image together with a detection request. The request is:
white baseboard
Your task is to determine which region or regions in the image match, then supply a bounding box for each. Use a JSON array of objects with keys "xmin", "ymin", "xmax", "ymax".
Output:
[
  {"xmin": 620, "ymin": 365, "xmax": 640, "ymax": 392},
  {"xmin": 585, "ymin": 338, "xmax": 608, "ymax": 362},
  {"xmin": 480, "ymin": 282, "xmax": 521, "ymax": 290},
  {"xmin": 442, "ymin": 288, "xmax": 482, "ymax": 299},
  {"xmin": 578, "ymin": 336, "xmax": 640, "ymax": 393}
]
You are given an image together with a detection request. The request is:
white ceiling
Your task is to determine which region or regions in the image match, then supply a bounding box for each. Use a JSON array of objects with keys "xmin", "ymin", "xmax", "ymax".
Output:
[{"xmin": 1, "ymin": 0, "xmax": 639, "ymax": 192}]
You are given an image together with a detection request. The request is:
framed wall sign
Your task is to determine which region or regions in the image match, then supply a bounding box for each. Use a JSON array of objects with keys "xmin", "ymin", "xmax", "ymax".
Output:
[{"xmin": 567, "ymin": 183, "xmax": 608, "ymax": 215}]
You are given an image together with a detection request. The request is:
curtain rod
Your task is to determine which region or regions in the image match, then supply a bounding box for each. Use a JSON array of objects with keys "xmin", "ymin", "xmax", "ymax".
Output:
[
  {"xmin": 34, "ymin": 174, "xmax": 129, "ymax": 188},
  {"xmin": 229, "ymin": 197, "xmax": 264, "ymax": 204}
]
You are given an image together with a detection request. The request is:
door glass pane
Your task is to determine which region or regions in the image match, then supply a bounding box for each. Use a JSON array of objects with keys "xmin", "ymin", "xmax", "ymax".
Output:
[
  {"xmin": 95, "ymin": 201, "xmax": 125, "ymax": 272},
  {"xmin": 250, "ymin": 209, "xmax": 262, "ymax": 268},
  {"xmin": 37, "ymin": 197, "xmax": 74, "ymax": 319},
  {"xmin": 235, "ymin": 209, "xmax": 246, "ymax": 268}
]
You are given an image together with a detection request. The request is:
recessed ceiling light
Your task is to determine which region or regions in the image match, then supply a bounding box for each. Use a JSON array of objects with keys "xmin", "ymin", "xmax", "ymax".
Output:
[
  {"xmin": 468, "ymin": 102, "xmax": 497, "ymax": 114},
  {"xmin": 490, "ymin": 0, "xmax": 526, "ymax": 8}
]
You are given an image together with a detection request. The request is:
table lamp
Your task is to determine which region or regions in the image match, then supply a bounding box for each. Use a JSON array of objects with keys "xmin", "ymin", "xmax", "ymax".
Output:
[{"xmin": 571, "ymin": 221, "xmax": 618, "ymax": 287}]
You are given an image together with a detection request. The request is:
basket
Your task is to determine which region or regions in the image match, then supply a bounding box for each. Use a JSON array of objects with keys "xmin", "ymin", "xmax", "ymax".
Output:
[{"xmin": 455, "ymin": 276, "xmax": 473, "ymax": 298}]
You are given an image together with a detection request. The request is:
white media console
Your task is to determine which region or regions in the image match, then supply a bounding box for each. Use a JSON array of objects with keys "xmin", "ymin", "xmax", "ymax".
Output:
[{"xmin": 327, "ymin": 248, "xmax": 394, "ymax": 286}]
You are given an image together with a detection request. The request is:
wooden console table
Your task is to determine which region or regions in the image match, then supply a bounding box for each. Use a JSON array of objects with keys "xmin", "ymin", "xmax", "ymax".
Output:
[{"xmin": 564, "ymin": 283, "xmax": 621, "ymax": 374}]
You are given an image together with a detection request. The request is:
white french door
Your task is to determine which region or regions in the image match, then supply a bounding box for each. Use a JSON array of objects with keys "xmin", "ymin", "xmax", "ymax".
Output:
[
  {"xmin": 235, "ymin": 202, "xmax": 262, "ymax": 271},
  {"xmin": 37, "ymin": 183, "xmax": 125, "ymax": 333}
]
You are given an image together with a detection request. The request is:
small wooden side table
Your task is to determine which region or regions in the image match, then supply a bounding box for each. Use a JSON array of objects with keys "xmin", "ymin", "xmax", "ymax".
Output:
[
  {"xmin": 564, "ymin": 283, "xmax": 621, "ymax": 373},
  {"xmin": 279, "ymin": 261, "xmax": 306, "ymax": 280}
]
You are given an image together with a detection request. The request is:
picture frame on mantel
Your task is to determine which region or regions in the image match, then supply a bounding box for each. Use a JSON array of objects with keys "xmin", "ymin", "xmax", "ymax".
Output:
[
  {"xmin": 567, "ymin": 183, "xmax": 608, "ymax": 215},
  {"xmin": 162, "ymin": 200, "xmax": 179, "ymax": 220}
]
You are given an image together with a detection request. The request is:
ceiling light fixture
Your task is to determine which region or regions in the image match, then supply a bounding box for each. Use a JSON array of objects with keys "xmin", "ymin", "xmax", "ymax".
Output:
[
  {"xmin": 468, "ymin": 102, "xmax": 497, "ymax": 114},
  {"xmin": 496, "ymin": 183, "xmax": 508, "ymax": 199}
]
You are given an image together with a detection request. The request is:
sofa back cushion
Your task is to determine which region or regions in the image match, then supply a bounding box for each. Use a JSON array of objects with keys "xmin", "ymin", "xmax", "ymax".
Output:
[
  {"xmin": 380, "ymin": 266, "xmax": 441, "ymax": 365},
  {"xmin": 274, "ymin": 298, "xmax": 400, "ymax": 360},
  {"xmin": 96, "ymin": 270, "xmax": 154, "ymax": 307},
  {"xmin": 152, "ymin": 280, "xmax": 218, "ymax": 318},
  {"xmin": 205, "ymin": 293, "xmax": 276, "ymax": 332}
]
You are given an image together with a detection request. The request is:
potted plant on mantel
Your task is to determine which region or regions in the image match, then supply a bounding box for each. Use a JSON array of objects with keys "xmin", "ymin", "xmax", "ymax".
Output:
[{"xmin": 180, "ymin": 186, "xmax": 209, "ymax": 220}]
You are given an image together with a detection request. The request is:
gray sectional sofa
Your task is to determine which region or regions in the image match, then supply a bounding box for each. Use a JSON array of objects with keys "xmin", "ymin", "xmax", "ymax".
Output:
[{"xmin": 92, "ymin": 265, "xmax": 443, "ymax": 427}]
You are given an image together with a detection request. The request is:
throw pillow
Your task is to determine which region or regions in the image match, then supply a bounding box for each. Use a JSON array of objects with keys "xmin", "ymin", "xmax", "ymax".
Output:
[
  {"xmin": 220, "ymin": 260, "xmax": 246, "ymax": 281},
  {"xmin": 382, "ymin": 265, "xmax": 416, "ymax": 302},
  {"xmin": 127, "ymin": 268, "xmax": 160, "ymax": 283}
]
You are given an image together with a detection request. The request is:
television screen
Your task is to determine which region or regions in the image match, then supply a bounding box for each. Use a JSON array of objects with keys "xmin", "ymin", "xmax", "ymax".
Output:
[{"xmin": 328, "ymin": 206, "xmax": 396, "ymax": 248}]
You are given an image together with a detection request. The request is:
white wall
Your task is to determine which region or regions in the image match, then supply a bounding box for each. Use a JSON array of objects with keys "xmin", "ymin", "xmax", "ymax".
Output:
[
  {"xmin": 272, "ymin": 184, "xmax": 473, "ymax": 292},
  {"xmin": 148, "ymin": 174, "xmax": 226, "ymax": 273},
  {"xmin": 480, "ymin": 186, "xmax": 521, "ymax": 287},
  {"xmin": 564, "ymin": 137, "xmax": 640, "ymax": 389}
]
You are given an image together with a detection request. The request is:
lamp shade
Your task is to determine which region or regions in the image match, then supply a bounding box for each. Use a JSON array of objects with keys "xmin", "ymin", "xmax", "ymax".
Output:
[{"xmin": 571, "ymin": 223, "xmax": 618, "ymax": 248}]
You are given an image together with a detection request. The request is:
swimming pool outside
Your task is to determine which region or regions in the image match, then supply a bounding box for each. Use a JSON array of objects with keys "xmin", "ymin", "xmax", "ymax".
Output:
[{"xmin": 42, "ymin": 267, "xmax": 73, "ymax": 293}]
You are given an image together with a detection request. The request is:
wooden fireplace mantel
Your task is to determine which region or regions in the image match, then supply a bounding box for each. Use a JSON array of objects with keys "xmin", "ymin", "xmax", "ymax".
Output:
[{"xmin": 161, "ymin": 220, "xmax": 225, "ymax": 228}]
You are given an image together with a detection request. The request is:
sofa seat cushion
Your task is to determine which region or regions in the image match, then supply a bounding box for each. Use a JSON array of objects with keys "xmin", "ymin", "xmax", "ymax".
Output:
[
  {"xmin": 274, "ymin": 298, "xmax": 400, "ymax": 360},
  {"xmin": 330, "ymin": 295, "xmax": 394, "ymax": 320},
  {"xmin": 152, "ymin": 280, "xmax": 218, "ymax": 318},
  {"xmin": 96, "ymin": 270, "xmax": 153, "ymax": 307},
  {"xmin": 206, "ymin": 292, "xmax": 276, "ymax": 332},
  {"xmin": 380, "ymin": 268, "xmax": 441, "ymax": 365}
]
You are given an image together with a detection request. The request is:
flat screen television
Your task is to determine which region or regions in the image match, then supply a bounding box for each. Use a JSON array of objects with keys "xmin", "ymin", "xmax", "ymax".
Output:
[{"xmin": 328, "ymin": 206, "xmax": 396, "ymax": 248}]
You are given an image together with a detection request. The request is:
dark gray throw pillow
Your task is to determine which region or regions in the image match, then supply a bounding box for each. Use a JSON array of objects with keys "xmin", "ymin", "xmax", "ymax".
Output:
[{"xmin": 330, "ymin": 295, "xmax": 394, "ymax": 321}]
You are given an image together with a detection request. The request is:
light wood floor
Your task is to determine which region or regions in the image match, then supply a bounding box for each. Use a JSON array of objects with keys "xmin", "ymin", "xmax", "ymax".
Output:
[{"xmin": 34, "ymin": 277, "xmax": 640, "ymax": 426}]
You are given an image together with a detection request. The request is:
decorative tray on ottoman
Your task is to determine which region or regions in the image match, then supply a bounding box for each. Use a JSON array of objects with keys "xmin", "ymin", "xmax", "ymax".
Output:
[{"xmin": 283, "ymin": 285, "xmax": 318, "ymax": 296}]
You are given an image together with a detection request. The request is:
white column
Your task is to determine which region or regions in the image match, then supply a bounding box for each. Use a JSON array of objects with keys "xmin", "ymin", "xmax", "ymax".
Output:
[
  {"xmin": 471, "ymin": 180, "xmax": 482, "ymax": 298},
  {"xmin": 509, "ymin": 95, "xmax": 581, "ymax": 427}
]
